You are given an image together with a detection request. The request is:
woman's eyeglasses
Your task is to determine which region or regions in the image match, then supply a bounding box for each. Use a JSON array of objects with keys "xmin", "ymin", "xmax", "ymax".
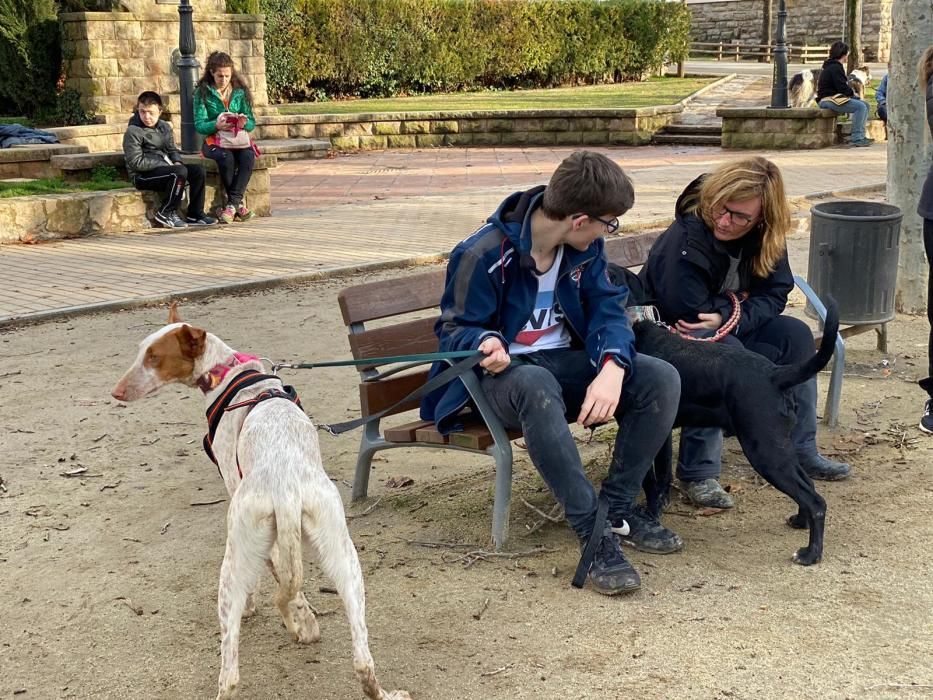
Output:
[{"xmin": 716, "ymin": 205, "xmax": 756, "ymax": 227}]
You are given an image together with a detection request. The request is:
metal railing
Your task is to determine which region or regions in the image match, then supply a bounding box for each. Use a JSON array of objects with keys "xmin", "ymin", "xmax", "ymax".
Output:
[{"xmin": 690, "ymin": 41, "xmax": 828, "ymax": 64}]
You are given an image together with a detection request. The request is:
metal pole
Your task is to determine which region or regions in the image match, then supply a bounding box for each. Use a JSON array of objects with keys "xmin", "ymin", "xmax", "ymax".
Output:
[
  {"xmin": 770, "ymin": 0, "xmax": 789, "ymax": 108},
  {"xmin": 177, "ymin": 0, "xmax": 202, "ymax": 153}
]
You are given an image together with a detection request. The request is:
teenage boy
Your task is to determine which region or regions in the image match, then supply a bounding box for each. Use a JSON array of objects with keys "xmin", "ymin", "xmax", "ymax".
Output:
[
  {"xmin": 420, "ymin": 151, "xmax": 682, "ymax": 596},
  {"xmin": 123, "ymin": 91, "xmax": 216, "ymax": 229}
]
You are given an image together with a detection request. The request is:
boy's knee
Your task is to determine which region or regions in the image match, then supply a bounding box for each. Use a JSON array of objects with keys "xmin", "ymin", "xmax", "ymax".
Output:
[
  {"xmin": 172, "ymin": 163, "xmax": 189, "ymax": 179},
  {"xmin": 632, "ymin": 355, "xmax": 681, "ymax": 404}
]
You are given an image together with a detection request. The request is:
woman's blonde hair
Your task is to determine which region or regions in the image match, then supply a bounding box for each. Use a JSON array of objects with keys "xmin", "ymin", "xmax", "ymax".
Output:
[
  {"xmin": 919, "ymin": 45, "xmax": 933, "ymax": 91},
  {"xmin": 695, "ymin": 156, "xmax": 791, "ymax": 278}
]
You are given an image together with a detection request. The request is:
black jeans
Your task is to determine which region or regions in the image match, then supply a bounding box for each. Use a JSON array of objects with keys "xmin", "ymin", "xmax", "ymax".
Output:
[
  {"xmin": 479, "ymin": 349, "xmax": 680, "ymax": 540},
  {"xmin": 201, "ymin": 143, "xmax": 255, "ymax": 208},
  {"xmin": 134, "ymin": 163, "xmax": 206, "ymax": 216},
  {"xmin": 921, "ymin": 217, "xmax": 933, "ymax": 398}
]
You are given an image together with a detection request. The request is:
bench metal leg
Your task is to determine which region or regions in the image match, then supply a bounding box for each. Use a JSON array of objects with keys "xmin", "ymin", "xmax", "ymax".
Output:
[
  {"xmin": 462, "ymin": 371, "xmax": 513, "ymax": 550},
  {"xmin": 876, "ymin": 323, "xmax": 888, "ymax": 353},
  {"xmin": 351, "ymin": 421, "xmax": 386, "ymax": 502},
  {"xmin": 794, "ymin": 275, "xmax": 846, "ymax": 427}
]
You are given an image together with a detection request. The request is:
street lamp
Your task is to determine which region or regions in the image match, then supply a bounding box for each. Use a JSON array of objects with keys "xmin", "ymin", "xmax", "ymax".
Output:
[
  {"xmin": 770, "ymin": 0, "xmax": 789, "ymax": 108},
  {"xmin": 177, "ymin": 0, "xmax": 201, "ymax": 152}
]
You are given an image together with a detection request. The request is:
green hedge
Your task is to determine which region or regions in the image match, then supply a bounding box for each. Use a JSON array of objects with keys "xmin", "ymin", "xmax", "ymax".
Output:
[
  {"xmin": 0, "ymin": 0, "xmax": 61, "ymax": 117},
  {"xmin": 262, "ymin": 0, "xmax": 690, "ymax": 102}
]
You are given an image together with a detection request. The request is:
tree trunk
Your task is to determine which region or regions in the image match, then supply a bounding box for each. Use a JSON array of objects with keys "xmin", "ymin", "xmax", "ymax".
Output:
[
  {"xmin": 760, "ymin": 0, "xmax": 773, "ymax": 63},
  {"xmin": 845, "ymin": 0, "xmax": 863, "ymax": 70},
  {"xmin": 888, "ymin": 0, "xmax": 933, "ymax": 313}
]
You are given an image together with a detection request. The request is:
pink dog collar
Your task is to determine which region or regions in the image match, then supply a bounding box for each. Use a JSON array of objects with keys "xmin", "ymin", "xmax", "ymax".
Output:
[{"xmin": 197, "ymin": 353, "xmax": 260, "ymax": 393}]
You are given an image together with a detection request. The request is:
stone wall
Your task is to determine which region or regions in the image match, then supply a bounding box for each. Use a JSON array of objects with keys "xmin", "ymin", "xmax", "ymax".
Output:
[
  {"xmin": 60, "ymin": 10, "xmax": 268, "ymax": 123},
  {"xmin": 687, "ymin": 0, "xmax": 892, "ymax": 62},
  {"xmin": 255, "ymin": 107, "xmax": 684, "ymax": 149}
]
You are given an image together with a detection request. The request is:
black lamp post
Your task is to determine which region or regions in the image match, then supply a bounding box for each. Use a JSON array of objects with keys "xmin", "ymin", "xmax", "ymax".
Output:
[
  {"xmin": 177, "ymin": 0, "xmax": 202, "ymax": 152},
  {"xmin": 770, "ymin": 0, "xmax": 789, "ymax": 108}
]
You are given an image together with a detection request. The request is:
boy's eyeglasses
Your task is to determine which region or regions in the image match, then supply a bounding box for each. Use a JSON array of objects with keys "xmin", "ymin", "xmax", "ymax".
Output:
[
  {"xmin": 716, "ymin": 205, "xmax": 756, "ymax": 227},
  {"xmin": 584, "ymin": 214, "xmax": 620, "ymax": 234}
]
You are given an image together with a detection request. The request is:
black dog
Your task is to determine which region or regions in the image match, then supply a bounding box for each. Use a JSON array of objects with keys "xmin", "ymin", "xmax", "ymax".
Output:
[{"xmin": 632, "ymin": 308, "xmax": 839, "ymax": 566}]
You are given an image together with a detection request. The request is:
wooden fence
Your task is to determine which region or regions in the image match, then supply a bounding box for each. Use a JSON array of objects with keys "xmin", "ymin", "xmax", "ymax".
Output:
[{"xmin": 690, "ymin": 42, "xmax": 829, "ymax": 64}]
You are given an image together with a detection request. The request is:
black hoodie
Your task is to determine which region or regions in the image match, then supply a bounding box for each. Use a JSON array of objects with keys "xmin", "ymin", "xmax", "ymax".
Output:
[
  {"xmin": 816, "ymin": 58, "xmax": 854, "ymax": 101},
  {"xmin": 637, "ymin": 175, "xmax": 794, "ymax": 339},
  {"xmin": 122, "ymin": 112, "xmax": 182, "ymax": 182}
]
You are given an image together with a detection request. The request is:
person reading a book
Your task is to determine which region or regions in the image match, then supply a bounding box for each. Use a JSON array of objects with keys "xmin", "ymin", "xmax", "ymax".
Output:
[{"xmin": 193, "ymin": 51, "xmax": 258, "ymax": 223}]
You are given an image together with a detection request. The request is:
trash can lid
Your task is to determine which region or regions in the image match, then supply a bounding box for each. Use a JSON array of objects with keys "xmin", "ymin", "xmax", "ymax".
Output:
[{"xmin": 811, "ymin": 200, "xmax": 902, "ymax": 222}]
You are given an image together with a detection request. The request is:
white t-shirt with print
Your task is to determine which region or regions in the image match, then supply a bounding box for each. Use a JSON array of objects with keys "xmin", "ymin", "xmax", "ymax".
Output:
[{"xmin": 509, "ymin": 246, "xmax": 572, "ymax": 356}]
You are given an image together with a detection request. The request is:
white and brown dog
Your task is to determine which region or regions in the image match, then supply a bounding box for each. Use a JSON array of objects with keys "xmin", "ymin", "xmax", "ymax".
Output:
[
  {"xmin": 111, "ymin": 304, "xmax": 410, "ymax": 700},
  {"xmin": 789, "ymin": 68, "xmax": 822, "ymax": 108},
  {"xmin": 847, "ymin": 66, "xmax": 872, "ymax": 99}
]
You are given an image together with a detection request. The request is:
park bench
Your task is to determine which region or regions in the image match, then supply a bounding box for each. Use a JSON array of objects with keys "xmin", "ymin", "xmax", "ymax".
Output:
[{"xmin": 337, "ymin": 231, "xmax": 844, "ymax": 549}]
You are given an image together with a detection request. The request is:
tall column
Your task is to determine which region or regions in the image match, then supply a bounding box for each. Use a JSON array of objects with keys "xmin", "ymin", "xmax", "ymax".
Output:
[{"xmin": 770, "ymin": 0, "xmax": 789, "ymax": 108}]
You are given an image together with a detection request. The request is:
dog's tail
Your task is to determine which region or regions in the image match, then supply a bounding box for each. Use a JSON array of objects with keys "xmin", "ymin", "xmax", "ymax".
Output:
[
  {"xmin": 772, "ymin": 299, "xmax": 840, "ymax": 391},
  {"xmin": 273, "ymin": 498, "xmax": 305, "ymax": 606}
]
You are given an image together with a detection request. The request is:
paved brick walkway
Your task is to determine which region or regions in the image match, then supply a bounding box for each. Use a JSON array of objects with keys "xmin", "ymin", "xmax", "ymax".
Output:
[{"xmin": 0, "ymin": 142, "xmax": 887, "ymax": 327}]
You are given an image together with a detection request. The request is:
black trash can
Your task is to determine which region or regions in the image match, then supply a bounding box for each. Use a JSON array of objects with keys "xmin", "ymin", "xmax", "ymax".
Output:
[{"xmin": 806, "ymin": 200, "xmax": 903, "ymax": 325}]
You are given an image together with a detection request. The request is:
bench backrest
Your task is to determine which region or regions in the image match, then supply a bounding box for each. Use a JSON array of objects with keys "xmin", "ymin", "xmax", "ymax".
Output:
[{"xmin": 336, "ymin": 230, "xmax": 663, "ymax": 418}]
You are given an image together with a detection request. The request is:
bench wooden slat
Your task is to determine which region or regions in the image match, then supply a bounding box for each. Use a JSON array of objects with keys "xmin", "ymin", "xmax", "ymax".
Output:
[
  {"xmin": 414, "ymin": 425, "xmax": 450, "ymax": 444},
  {"xmin": 359, "ymin": 369, "xmax": 430, "ymax": 417},
  {"xmin": 604, "ymin": 231, "xmax": 662, "ymax": 268},
  {"xmin": 384, "ymin": 419, "xmax": 434, "ymax": 443},
  {"xmin": 348, "ymin": 316, "xmax": 439, "ymax": 366},
  {"xmin": 338, "ymin": 270, "xmax": 446, "ymax": 325}
]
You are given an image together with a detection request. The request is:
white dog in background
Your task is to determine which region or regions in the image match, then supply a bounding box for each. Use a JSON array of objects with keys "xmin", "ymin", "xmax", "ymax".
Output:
[{"xmin": 111, "ymin": 304, "xmax": 411, "ymax": 700}]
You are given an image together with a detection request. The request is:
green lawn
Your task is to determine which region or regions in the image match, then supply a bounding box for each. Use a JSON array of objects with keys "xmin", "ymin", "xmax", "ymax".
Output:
[
  {"xmin": 0, "ymin": 177, "xmax": 130, "ymax": 198},
  {"xmin": 278, "ymin": 78, "xmax": 714, "ymax": 115}
]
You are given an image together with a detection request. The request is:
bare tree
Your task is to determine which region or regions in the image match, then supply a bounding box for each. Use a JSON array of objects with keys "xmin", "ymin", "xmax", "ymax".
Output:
[
  {"xmin": 760, "ymin": 0, "xmax": 773, "ymax": 63},
  {"xmin": 888, "ymin": 0, "xmax": 933, "ymax": 312},
  {"xmin": 844, "ymin": 0, "xmax": 863, "ymax": 70}
]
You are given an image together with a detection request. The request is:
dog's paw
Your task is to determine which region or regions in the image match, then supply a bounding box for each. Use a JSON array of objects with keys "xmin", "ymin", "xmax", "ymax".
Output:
[
  {"xmin": 291, "ymin": 597, "xmax": 321, "ymax": 644},
  {"xmin": 242, "ymin": 593, "xmax": 258, "ymax": 619},
  {"xmin": 792, "ymin": 547, "xmax": 822, "ymax": 566},
  {"xmin": 786, "ymin": 512, "xmax": 808, "ymax": 529},
  {"xmin": 383, "ymin": 691, "xmax": 413, "ymax": 700}
]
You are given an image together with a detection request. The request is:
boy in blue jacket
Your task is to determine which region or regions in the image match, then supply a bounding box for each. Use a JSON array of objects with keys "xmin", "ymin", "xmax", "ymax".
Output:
[{"xmin": 420, "ymin": 151, "xmax": 681, "ymax": 595}]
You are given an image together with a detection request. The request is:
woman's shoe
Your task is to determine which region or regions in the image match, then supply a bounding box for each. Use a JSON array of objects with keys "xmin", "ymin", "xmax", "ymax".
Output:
[
  {"xmin": 218, "ymin": 205, "xmax": 236, "ymax": 224},
  {"xmin": 235, "ymin": 205, "xmax": 255, "ymax": 222}
]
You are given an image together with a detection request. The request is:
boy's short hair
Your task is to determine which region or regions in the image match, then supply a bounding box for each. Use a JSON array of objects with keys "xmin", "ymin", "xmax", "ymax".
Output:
[
  {"xmin": 541, "ymin": 151, "xmax": 635, "ymax": 220},
  {"xmin": 828, "ymin": 42, "xmax": 849, "ymax": 60},
  {"xmin": 136, "ymin": 91, "xmax": 163, "ymax": 109}
]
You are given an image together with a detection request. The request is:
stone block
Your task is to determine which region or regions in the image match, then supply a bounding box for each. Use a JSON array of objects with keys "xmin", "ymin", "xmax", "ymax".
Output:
[
  {"xmin": 430, "ymin": 120, "xmax": 459, "ymax": 134},
  {"xmin": 358, "ymin": 135, "xmax": 388, "ymax": 150},
  {"xmin": 554, "ymin": 131, "xmax": 584, "ymax": 145},
  {"xmin": 605, "ymin": 118, "xmax": 636, "ymax": 131},
  {"xmin": 288, "ymin": 124, "xmax": 318, "ymax": 138},
  {"xmin": 47, "ymin": 197, "xmax": 90, "ymax": 237},
  {"xmin": 228, "ymin": 39, "xmax": 253, "ymax": 58},
  {"xmin": 460, "ymin": 119, "xmax": 486, "ymax": 133},
  {"xmin": 581, "ymin": 131, "xmax": 610, "ymax": 145},
  {"xmin": 250, "ymin": 40, "xmax": 266, "ymax": 58},
  {"xmin": 608, "ymin": 131, "xmax": 639, "ymax": 145},
  {"xmin": 472, "ymin": 132, "xmax": 502, "ymax": 146},
  {"xmin": 540, "ymin": 118, "xmax": 570, "ymax": 131},
  {"xmin": 444, "ymin": 133, "xmax": 473, "ymax": 146},
  {"xmin": 520, "ymin": 132, "xmax": 557, "ymax": 146},
  {"xmin": 88, "ymin": 59, "xmax": 119, "ymax": 79},
  {"xmin": 84, "ymin": 21, "xmax": 115, "ymax": 40},
  {"xmin": 258, "ymin": 124, "xmax": 288, "ymax": 140},
  {"xmin": 373, "ymin": 121, "xmax": 401, "ymax": 135},
  {"xmin": 343, "ymin": 122, "xmax": 373, "ymax": 136},
  {"xmin": 241, "ymin": 56, "xmax": 266, "ymax": 77},
  {"xmin": 387, "ymin": 134, "xmax": 417, "ymax": 148},
  {"xmin": 401, "ymin": 121, "xmax": 431, "ymax": 134},
  {"xmin": 498, "ymin": 131, "xmax": 532, "ymax": 145},
  {"xmin": 316, "ymin": 122, "xmax": 345, "ymax": 138},
  {"xmin": 239, "ymin": 21, "xmax": 263, "ymax": 39},
  {"xmin": 511, "ymin": 118, "xmax": 543, "ymax": 132},
  {"xmin": 486, "ymin": 119, "xmax": 515, "ymax": 133},
  {"xmin": 572, "ymin": 118, "xmax": 598, "ymax": 131},
  {"xmin": 122, "ymin": 21, "xmax": 143, "ymax": 41},
  {"xmin": 331, "ymin": 136, "xmax": 360, "ymax": 150},
  {"xmin": 415, "ymin": 134, "xmax": 446, "ymax": 148}
]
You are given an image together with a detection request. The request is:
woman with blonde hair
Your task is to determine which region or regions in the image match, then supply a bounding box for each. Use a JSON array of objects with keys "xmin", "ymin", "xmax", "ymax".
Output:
[
  {"xmin": 193, "ymin": 51, "xmax": 257, "ymax": 224},
  {"xmin": 917, "ymin": 45, "xmax": 933, "ymax": 432},
  {"xmin": 639, "ymin": 157, "xmax": 850, "ymax": 510}
]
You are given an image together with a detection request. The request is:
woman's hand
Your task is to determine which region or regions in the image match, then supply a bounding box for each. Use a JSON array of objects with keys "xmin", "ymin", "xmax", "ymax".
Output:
[
  {"xmin": 216, "ymin": 114, "xmax": 234, "ymax": 131},
  {"xmin": 675, "ymin": 311, "xmax": 723, "ymax": 333},
  {"xmin": 578, "ymin": 361, "xmax": 625, "ymax": 427},
  {"xmin": 478, "ymin": 337, "xmax": 510, "ymax": 374},
  {"xmin": 236, "ymin": 114, "xmax": 247, "ymax": 129}
]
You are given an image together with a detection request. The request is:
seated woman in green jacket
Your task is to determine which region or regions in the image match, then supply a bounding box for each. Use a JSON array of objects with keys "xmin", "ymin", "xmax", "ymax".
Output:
[{"xmin": 193, "ymin": 51, "xmax": 257, "ymax": 224}]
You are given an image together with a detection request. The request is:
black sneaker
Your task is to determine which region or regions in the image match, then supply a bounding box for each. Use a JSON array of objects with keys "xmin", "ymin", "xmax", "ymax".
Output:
[
  {"xmin": 920, "ymin": 399, "xmax": 933, "ymax": 434},
  {"xmin": 152, "ymin": 210, "xmax": 181, "ymax": 229},
  {"xmin": 588, "ymin": 530, "xmax": 641, "ymax": 595},
  {"xmin": 185, "ymin": 213, "xmax": 218, "ymax": 226},
  {"xmin": 798, "ymin": 453, "xmax": 851, "ymax": 481},
  {"xmin": 611, "ymin": 505, "xmax": 683, "ymax": 554}
]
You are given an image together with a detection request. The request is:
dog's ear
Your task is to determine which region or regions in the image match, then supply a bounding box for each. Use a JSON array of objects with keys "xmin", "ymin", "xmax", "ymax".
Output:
[
  {"xmin": 167, "ymin": 301, "xmax": 182, "ymax": 325},
  {"xmin": 176, "ymin": 324, "xmax": 207, "ymax": 360}
]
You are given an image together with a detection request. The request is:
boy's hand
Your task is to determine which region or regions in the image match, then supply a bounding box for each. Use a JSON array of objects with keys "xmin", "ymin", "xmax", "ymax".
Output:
[
  {"xmin": 578, "ymin": 360, "xmax": 625, "ymax": 427},
  {"xmin": 478, "ymin": 337, "xmax": 510, "ymax": 374}
]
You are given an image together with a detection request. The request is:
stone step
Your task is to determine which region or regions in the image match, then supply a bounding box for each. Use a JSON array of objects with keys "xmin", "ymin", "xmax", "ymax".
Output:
[
  {"xmin": 255, "ymin": 138, "xmax": 331, "ymax": 160},
  {"xmin": 662, "ymin": 123, "xmax": 722, "ymax": 135},
  {"xmin": 652, "ymin": 134, "xmax": 722, "ymax": 146},
  {"xmin": 0, "ymin": 144, "xmax": 90, "ymax": 179}
]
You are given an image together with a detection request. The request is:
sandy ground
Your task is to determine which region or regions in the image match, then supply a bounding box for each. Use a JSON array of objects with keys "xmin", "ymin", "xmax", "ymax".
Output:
[{"xmin": 2, "ymin": 221, "xmax": 933, "ymax": 700}]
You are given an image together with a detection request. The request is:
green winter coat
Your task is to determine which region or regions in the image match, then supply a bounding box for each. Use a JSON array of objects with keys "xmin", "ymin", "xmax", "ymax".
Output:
[{"xmin": 193, "ymin": 86, "xmax": 256, "ymax": 137}]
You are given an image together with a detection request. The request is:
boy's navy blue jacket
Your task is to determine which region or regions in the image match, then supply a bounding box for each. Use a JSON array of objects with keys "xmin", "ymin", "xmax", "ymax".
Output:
[
  {"xmin": 419, "ymin": 186, "xmax": 636, "ymax": 435},
  {"xmin": 638, "ymin": 175, "xmax": 793, "ymax": 338}
]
